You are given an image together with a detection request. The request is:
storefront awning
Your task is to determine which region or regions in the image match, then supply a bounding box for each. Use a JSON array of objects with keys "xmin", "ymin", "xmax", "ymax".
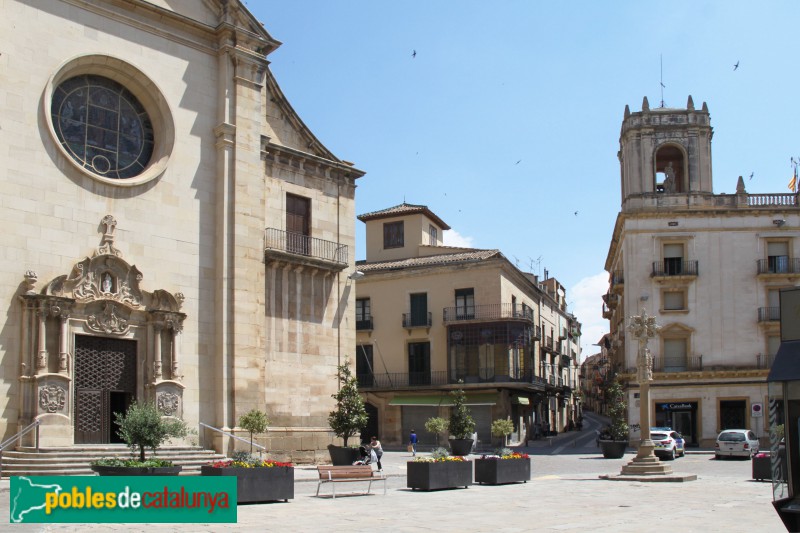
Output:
[
  {"xmin": 388, "ymin": 392, "xmax": 498, "ymax": 406},
  {"xmin": 768, "ymin": 340, "xmax": 800, "ymax": 382},
  {"xmin": 512, "ymin": 395, "xmax": 530, "ymax": 405}
]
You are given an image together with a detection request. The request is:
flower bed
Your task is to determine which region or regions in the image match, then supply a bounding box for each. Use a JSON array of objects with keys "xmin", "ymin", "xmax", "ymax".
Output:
[
  {"xmin": 407, "ymin": 455, "xmax": 472, "ymax": 491},
  {"xmin": 201, "ymin": 457, "xmax": 294, "ymax": 503},
  {"xmin": 475, "ymin": 452, "xmax": 530, "ymax": 485}
]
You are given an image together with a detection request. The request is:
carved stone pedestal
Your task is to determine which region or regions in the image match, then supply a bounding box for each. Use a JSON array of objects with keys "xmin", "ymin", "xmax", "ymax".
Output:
[{"xmin": 620, "ymin": 455, "xmax": 674, "ymax": 476}]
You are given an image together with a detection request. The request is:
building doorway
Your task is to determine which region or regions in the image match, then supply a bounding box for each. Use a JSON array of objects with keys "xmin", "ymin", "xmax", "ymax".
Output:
[
  {"xmin": 720, "ymin": 400, "xmax": 747, "ymax": 430},
  {"xmin": 74, "ymin": 335, "xmax": 136, "ymax": 444},
  {"xmin": 655, "ymin": 401, "xmax": 698, "ymax": 446}
]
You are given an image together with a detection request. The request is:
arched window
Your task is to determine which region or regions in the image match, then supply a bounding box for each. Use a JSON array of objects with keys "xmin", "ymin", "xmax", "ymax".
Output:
[{"xmin": 655, "ymin": 145, "xmax": 686, "ymax": 193}]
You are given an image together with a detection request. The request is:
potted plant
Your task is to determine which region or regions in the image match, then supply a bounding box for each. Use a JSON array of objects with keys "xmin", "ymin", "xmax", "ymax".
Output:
[
  {"xmin": 425, "ymin": 417, "xmax": 449, "ymax": 449},
  {"xmin": 598, "ymin": 378, "xmax": 629, "ymax": 459},
  {"xmin": 448, "ymin": 385, "xmax": 476, "ymax": 456},
  {"xmin": 91, "ymin": 401, "xmax": 188, "ymax": 475},
  {"xmin": 327, "ymin": 358, "xmax": 368, "ymax": 465},
  {"xmin": 201, "ymin": 451, "xmax": 294, "ymax": 503},
  {"xmin": 407, "ymin": 447, "xmax": 472, "ymax": 491},
  {"xmin": 239, "ymin": 408, "xmax": 269, "ymax": 454},
  {"xmin": 491, "ymin": 418, "xmax": 515, "ymax": 447},
  {"xmin": 475, "ymin": 448, "xmax": 531, "ymax": 485}
]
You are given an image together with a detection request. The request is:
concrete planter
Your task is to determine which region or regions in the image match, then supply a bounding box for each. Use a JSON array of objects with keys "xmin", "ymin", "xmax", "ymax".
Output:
[
  {"xmin": 407, "ymin": 460, "xmax": 472, "ymax": 491},
  {"xmin": 327, "ymin": 444, "xmax": 360, "ymax": 466},
  {"xmin": 91, "ymin": 465, "xmax": 182, "ymax": 476},
  {"xmin": 474, "ymin": 458, "xmax": 530, "ymax": 485},
  {"xmin": 599, "ymin": 440, "xmax": 627, "ymax": 459},
  {"xmin": 752, "ymin": 452, "xmax": 787, "ymax": 482},
  {"xmin": 200, "ymin": 465, "xmax": 294, "ymax": 503}
]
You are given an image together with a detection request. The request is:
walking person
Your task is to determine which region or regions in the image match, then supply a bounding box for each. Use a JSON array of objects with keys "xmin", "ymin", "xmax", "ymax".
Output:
[
  {"xmin": 409, "ymin": 429, "xmax": 418, "ymax": 457},
  {"xmin": 370, "ymin": 436, "xmax": 384, "ymax": 472}
]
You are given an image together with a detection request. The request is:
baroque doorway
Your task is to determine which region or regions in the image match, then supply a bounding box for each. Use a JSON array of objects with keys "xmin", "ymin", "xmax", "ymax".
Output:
[{"xmin": 73, "ymin": 335, "xmax": 137, "ymax": 444}]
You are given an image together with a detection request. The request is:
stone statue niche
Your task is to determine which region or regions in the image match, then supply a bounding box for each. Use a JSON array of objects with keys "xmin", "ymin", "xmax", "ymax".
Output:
[{"xmin": 656, "ymin": 145, "xmax": 685, "ymax": 194}]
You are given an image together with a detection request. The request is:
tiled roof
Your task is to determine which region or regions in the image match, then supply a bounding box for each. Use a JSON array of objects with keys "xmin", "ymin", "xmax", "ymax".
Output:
[
  {"xmin": 358, "ymin": 249, "xmax": 501, "ymax": 272},
  {"xmin": 357, "ymin": 203, "xmax": 450, "ymax": 230}
]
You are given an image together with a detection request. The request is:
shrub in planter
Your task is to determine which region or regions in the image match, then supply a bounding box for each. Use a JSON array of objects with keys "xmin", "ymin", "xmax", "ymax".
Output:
[
  {"xmin": 599, "ymin": 378, "xmax": 629, "ymax": 459},
  {"xmin": 239, "ymin": 408, "xmax": 269, "ymax": 454},
  {"xmin": 475, "ymin": 450, "xmax": 530, "ymax": 485},
  {"xmin": 448, "ymin": 385, "xmax": 475, "ymax": 456},
  {"xmin": 491, "ymin": 419, "xmax": 515, "ymax": 447},
  {"xmin": 91, "ymin": 401, "xmax": 188, "ymax": 475},
  {"xmin": 327, "ymin": 359, "xmax": 367, "ymax": 464},
  {"xmin": 407, "ymin": 448, "xmax": 472, "ymax": 491},
  {"xmin": 201, "ymin": 452, "xmax": 294, "ymax": 503}
]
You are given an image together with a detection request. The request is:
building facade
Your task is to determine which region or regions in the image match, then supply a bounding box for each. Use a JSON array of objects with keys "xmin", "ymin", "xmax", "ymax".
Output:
[
  {"xmin": 1, "ymin": 0, "xmax": 364, "ymax": 462},
  {"xmin": 604, "ymin": 96, "xmax": 798, "ymax": 447},
  {"xmin": 354, "ymin": 203, "xmax": 581, "ymax": 449}
]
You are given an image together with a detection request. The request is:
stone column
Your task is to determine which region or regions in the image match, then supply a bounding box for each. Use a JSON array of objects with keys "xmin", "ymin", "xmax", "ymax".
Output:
[
  {"xmin": 153, "ymin": 324, "xmax": 163, "ymax": 380},
  {"xmin": 36, "ymin": 308, "xmax": 48, "ymax": 372},
  {"xmin": 58, "ymin": 313, "xmax": 69, "ymax": 374}
]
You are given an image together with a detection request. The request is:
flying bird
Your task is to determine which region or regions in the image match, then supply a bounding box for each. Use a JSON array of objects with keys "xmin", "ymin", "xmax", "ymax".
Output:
[
  {"xmin": 749, "ymin": 172, "xmax": 754, "ymax": 180},
  {"xmin": 515, "ymin": 160, "xmax": 521, "ymax": 165},
  {"xmin": 412, "ymin": 50, "xmax": 416, "ymax": 58},
  {"xmin": 574, "ymin": 211, "xmax": 579, "ymax": 216},
  {"xmin": 734, "ymin": 61, "xmax": 739, "ymax": 71}
]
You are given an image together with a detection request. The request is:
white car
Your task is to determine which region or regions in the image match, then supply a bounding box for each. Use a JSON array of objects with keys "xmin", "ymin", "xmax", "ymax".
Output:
[
  {"xmin": 650, "ymin": 430, "xmax": 681, "ymax": 460},
  {"xmin": 715, "ymin": 429, "xmax": 760, "ymax": 459}
]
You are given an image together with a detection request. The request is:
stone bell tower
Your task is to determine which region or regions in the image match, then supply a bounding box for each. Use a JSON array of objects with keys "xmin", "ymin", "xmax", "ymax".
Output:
[{"xmin": 618, "ymin": 95, "xmax": 714, "ymax": 211}]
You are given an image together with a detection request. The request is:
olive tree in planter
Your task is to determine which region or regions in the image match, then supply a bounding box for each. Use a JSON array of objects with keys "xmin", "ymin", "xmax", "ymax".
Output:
[
  {"xmin": 239, "ymin": 408, "xmax": 269, "ymax": 455},
  {"xmin": 599, "ymin": 378, "xmax": 629, "ymax": 459},
  {"xmin": 425, "ymin": 417, "xmax": 449, "ymax": 449},
  {"xmin": 327, "ymin": 359, "xmax": 368, "ymax": 465},
  {"xmin": 91, "ymin": 401, "xmax": 188, "ymax": 475},
  {"xmin": 448, "ymin": 385, "xmax": 476, "ymax": 456},
  {"xmin": 491, "ymin": 419, "xmax": 515, "ymax": 447}
]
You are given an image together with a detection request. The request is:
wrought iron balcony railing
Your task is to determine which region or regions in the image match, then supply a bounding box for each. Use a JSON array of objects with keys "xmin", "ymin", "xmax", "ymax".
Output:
[
  {"xmin": 757, "ymin": 258, "xmax": 800, "ymax": 275},
  {"xmin": 652, "ymin": 355, "xmax": 703, "ymax": 372},
  {"xmin": 264, "ymin": 228, "xmax": 348, "ymax": 268},
  {"xmin": 356, "ymin": 369, "xmax": 547, "ymax": 390},
  {"xmin": 651, "ymin": 260, "xmax": 699, "ymax": 277},
  {"xmin": 356, "ymin": 317, "xmax": 373, "ymax": 331},
  {"xmin": 402, "ymin": 312, "xmax": 432, "ymax": 328},
  {"xmin": 758, "ymin": 307, "xmax": 780, "ymax": 322},
  {"xmin": 442, "ymin": 303, "xmax": 535, "ymax": 323}
]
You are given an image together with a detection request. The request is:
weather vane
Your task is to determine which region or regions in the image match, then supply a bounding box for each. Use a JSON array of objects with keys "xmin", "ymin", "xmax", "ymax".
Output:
[{"xmin": 659, "ymin": 54, "xmax": 666, "ymax": 108}]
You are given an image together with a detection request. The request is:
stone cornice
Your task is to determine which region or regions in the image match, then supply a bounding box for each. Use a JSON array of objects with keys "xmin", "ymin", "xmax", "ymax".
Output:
[{"xmin": 262, "ymin": 137, "xmax": 365, "ymax": 182}]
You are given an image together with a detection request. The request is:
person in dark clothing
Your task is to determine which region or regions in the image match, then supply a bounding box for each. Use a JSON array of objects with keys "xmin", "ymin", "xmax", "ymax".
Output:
[{"xmin": 409, "ymin": 429, "xmax": 418, "ymax": 457}]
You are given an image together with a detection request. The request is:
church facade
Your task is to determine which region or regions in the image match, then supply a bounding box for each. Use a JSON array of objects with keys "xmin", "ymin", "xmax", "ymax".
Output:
[{"xmin": 1, "ymin": 0, "xmax": 364, "ymax": 461}]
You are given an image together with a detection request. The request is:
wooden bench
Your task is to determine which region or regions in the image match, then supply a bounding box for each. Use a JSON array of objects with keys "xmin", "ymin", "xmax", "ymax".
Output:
[{"xmin": 315, "ymin": 465, "xmax": 386, "ymax": 499}]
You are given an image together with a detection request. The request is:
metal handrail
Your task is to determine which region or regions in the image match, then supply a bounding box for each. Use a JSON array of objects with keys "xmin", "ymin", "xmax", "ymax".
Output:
[
  {"xmin": 0, "ymin": 419, "xmax": 40, "ymax": 479},
  {"xmin": 199, "ymin": 422, "xmax": 266, "ymax": 453}
]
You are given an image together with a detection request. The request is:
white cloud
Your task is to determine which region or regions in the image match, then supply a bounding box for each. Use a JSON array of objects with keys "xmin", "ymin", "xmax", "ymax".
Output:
[
  {"xmin": 568, "ymin": 271, "xmax": 609, "ymax": 363},
  {"xmin": 443, "ymin": 229, "xmax": 475, "ymax": 248}
]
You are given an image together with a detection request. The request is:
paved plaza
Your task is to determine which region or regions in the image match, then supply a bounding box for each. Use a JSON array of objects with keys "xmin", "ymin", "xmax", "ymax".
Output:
[{"xmin": 0, "ymin": 430, "xmax": 786, "ymax": 533}]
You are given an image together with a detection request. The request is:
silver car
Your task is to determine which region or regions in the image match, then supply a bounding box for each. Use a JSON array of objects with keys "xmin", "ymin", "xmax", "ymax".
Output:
[{"xmin": 715, "ymin": 429, "xmax": 759, "ymax": 459}]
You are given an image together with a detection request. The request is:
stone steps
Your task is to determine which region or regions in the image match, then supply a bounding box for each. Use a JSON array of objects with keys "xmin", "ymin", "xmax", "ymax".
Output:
[{"xmin": 1, "ymin": 446, "xmax": 228, "ymax": 477}]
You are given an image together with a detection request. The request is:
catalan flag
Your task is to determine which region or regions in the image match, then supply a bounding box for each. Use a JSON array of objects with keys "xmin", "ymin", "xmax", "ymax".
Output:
[{"xmin": 790, "ymin": 168, "xmax": 797, "ymax": 193}]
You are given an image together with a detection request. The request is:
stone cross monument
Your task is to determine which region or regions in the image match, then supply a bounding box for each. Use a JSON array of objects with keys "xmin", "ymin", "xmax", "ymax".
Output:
[{"xmin": 618, "ymin": 308, "xmax": 674, "ymax": 476}]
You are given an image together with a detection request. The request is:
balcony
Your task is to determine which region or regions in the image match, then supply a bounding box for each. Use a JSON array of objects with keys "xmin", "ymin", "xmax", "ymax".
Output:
[
  {"xmin": 543, "ymin": 336, "xmax": 554, "ymax": 352},
  {"xmin": 652, "ymin": 355, "xmax": 703, "ymax": 372},
  {"xmin": 442, "ymin": 303, "xmax": 534, "ymax": 324},
  {"xmin": 356, "ymin": 317, "xmax": 373, "ymax": 331},
  {"xmin": 757, "ymin": 258, "xmax": 800, "ymax": 276},
  {"xmin": 758, "ymin": 307, "xmax": 780, "ymax": 322},
  {"xmin": 402, "ymin": 312, "xmax": 432, "ymax": 328},
  {"xmin": 264, "ymin": 228, "xmax": 348, "ymax": 271},
  {"xmin": 602, "ymin": 302, "xmax": 613, "ymax": 319},
  {"xmin": 651, "ymin": 260, "xmax": 699, "ymax": 278},
  {"xmin": 356, "ymin": 369, "xmax": 547, "ymax": 390}
]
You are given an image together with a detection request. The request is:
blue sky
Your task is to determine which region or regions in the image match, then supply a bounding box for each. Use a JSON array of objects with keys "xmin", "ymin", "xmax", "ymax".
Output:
[{"xmin": 248, "ymin": 1, "xmax": 800, "ymax": 358}]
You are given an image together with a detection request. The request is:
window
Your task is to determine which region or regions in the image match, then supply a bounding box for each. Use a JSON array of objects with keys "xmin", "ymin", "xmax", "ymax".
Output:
[
  {"xmin": 429, "ymin": 225, "xmax": 438, "ymax": 245},
  {"xmin": 383, "ymin": 221, "xmax": 404, "ymax": 249},
  {"xmin": 409, "ymin": 293, "xmax": 429, "ymax": 327},
  {"xmin": 662, "ymin": 290, "xmax": 686, "ymax": 311},
  {"xmin": 356, "ymin": 344, "xmax": 374, "ymax": 387},
  {"xmin": 51, "ymin": 75, "xmax": 154, "ymax": 179},
  {"xmin": 408, "ymin": 342, "xmax": 431, "ymax": 385},
  {"xmin": 355, "ymin": 298, "xmax": 372, "ymax": 330},
  {"xmin": 455, "ymin": 289, "xmax": 475, "ymax": 319},
  {"xmin": 663, "ymin": 243, "xmax": 684, "ymax": 275},
  {"xmin": 767, "ymin": 241, "xmax": 790, "ymax": 273},
  {"xmin": 768, "ymin": 335, "xmax": 781, "ymax": 357},
  {"xmin": 663, "ymin": 338, "xmax": 687, "ymax": 371},
  {"xmin": 286, "ymin": 194, "xmax": 310, "ymax": 254}
]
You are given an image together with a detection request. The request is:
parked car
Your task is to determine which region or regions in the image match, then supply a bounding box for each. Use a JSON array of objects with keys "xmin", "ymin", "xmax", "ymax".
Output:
[
  {"xmin": 650, "ymin": 430, "xmax": 683, "ymax": 460},
  {"xmin": 715, "ymin": 429, "xmax": 759, "ymax": 459},
  {"xmin": 651, "ymin": 427, "xmax": 686, "ymax": 457}
]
